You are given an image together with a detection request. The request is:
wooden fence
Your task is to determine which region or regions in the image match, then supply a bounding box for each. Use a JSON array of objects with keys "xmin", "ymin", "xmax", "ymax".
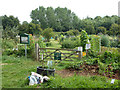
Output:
[{"xmin": 35, "ymin": 43, "xmax": 82, "ymax": 61}]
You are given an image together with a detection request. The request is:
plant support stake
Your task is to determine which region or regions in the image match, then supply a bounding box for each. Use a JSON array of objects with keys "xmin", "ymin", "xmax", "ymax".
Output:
[{"xmin": 25, "ymin": 44, "xmax": 27, "ymax": 57}]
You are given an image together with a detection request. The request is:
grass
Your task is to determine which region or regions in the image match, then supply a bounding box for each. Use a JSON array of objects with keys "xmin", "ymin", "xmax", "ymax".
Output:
[
  {"xmin": 2, "ymin": 55, "xmax": 120, "ymax": 88},
  {"xmin": 2, "ymin": 56, "xmax": 41, "ymax": 88},
  {"xmin": 41, "ymin": 74, "xmax": 120, "ymax": 88},
  {"xmin": 48, "ymin": 39, "xmax": 61, "ymax": 48}
]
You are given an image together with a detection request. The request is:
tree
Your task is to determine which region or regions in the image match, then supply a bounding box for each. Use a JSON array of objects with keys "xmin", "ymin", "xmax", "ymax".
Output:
[
  {"xmin": 72, "ymin": 15, "xmax": 80, "ymax": 30},
  {"xmin": 67, "ymin": 29, "xmax": 79, "ymax": 36},
  {"xmin": 0, "ymin": 16, "xmax": 3, "ymax": 26},
  {"xmin": 28, "ymin": 23, "xmax": 42, "ymax": 35},
  {"xmin": 96, "ymin": 27, "xmax": 106, "ymax": 34},
  {"xmin": 2, "ymin": 15, "xmax": 19, "ymax": 30},
  {"xmin": 18, "ymin": 21, "xmax": 29, "ymax": 35},
  {"xmin": 30, "ymin": 6, "xmax": 48, "ymax": 29},
  {"xmin": 2, "ymin": 15, "xmax": 19, "ymax": 40},
  {"xmin": 109, "ymin": 23, "xmax": 119, "ymax": 36},
  {"xmin": 30, "ymin": 6, "xmax": 78, "ymax": 32},
  {"xmin": 55, "ymin": 7, "xmax": 73, "ymax": 32},
  {"xmin": 46, "ymin": 7, "xmax": 57, "ymax": 29},
  {"xmin": 42, "ymin": 28, "xmax": 53, "ymax": 42},
  {"xmin": 66, "ymin": 30, "xmax": 74, "ymax": 37},
  {"xmin": 85, "ymin": 25, "xmax": 95, "ymax": 34},
  {"xmin": 2, "ymin": 26, "xmax": 19, "ymax": 40}
]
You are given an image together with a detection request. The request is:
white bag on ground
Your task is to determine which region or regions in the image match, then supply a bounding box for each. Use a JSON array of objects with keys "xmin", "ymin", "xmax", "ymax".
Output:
[
  {"xmin": 29, "ymin": 72, "xmax": 50, "ymax": 85},
  {"xmin": 43, "ymin": 76, "xmax": 50, "ymax": 81},
  {"xmin": 29, "ymin": 75, "xmax": 38, "ymax": 85}
]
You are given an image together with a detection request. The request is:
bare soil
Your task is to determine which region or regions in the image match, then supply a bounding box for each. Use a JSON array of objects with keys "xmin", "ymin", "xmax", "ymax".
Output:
[{"xmin": 56, "ymin": 65, "xmax": 120, "ymax": 80}]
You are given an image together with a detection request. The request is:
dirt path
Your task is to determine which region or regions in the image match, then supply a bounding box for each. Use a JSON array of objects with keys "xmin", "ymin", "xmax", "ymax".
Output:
[{"xmin": 0, "ymin": 63, "xmax": 12, "ymax": 65}]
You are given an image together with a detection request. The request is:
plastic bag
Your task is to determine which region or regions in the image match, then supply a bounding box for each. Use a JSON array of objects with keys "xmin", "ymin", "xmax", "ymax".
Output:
[{"xmin": 29, "ymin": 75, "xmax": 38, "ymax": 85}]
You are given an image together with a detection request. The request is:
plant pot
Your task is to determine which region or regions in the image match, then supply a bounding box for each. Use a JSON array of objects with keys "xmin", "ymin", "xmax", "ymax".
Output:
[{"xmin": 37, "ymin": 66, "xmax": 55, "ymax": 76}]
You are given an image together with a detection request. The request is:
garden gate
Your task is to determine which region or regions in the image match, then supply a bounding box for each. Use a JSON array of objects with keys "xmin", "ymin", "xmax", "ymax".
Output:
[{"xmin": 35, "ymin": 44, "xmax": 82, "ymax": 61}]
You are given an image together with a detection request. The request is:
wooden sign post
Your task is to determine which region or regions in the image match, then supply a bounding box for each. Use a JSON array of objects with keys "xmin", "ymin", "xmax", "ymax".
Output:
[{"xmin": 20, "ymin": 33, "xmax": 29, "ymax": 57}]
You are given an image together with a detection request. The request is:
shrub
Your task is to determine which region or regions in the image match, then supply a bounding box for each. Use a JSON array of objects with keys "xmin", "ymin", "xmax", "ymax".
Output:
[
  {"xmin": 61, "ymin": 39, "xmax": 76, "ymax": 49},
  {"xmin": 2, "ymin": 39, "xmax": 16, "ymax": 49},
  {"xmin": 84, "ymin": 58, "xmax": 99, "ymax": 65},
  {"xmin": 99, "ymin": 51, "xmax": 114, "ymax": 64},
  {"xmin": 89, "ymin": 35, "xmax": 101, "ymax": 53},
  {"xmin": 64, "ymin": 61, "xmax": 83, "ymax": 70},
  {"xmin": 100, "ymin": 35, "xmax": 110, "ymax": 47},
  {"xmin": 87, "ymin": 49, "xmax": 97, "ymax": 58},
  {"xmin": 110, "ymin": 39, "xmax": 119, "ymax": 47},
  {"xmin": 59, "ymin": 35, "xmax": 64, "ymax": 43},
  {"xmin": 46, "ymin": 42, "xmax": 52, "ymax": 47},
  {"xmin": 42, "ymin": 28, "xmax": 53, "ymax": 42},
  {"xmin": 37, "ymin": 36, "xmax": 46, "ymax": 48},
  {"xmin": 54, "ymin": 35, "xmax": 58, "ymax": 40}
]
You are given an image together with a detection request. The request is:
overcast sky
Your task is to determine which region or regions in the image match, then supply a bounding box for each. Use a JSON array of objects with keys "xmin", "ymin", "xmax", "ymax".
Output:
[{"xmin": 0, "ymin": 0, "xmax": 119, "ymax": 23}]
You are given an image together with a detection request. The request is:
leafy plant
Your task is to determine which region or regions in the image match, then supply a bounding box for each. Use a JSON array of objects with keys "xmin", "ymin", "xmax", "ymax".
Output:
[
  {"xmin": 46, "ymin": 42, "xmax": 52, "ymax": 47},
  {"xmin": 61, "ymin": 39, "xmax": 76, "ymax": 49},
  {"xmin": 37, "ymin": 36, "xmax": 46, "ymax": 48},
  {"xmin": 89, "ymin": 35, "xmax": 101, "ymax": 53},
  {"xmin": 100, "ymin": 35, "xmax": 110, "ymax": 47},
  {"xmin": 80, "ymin": 30, "xmax": 89, "ymax": 51},
  {"xmin": 42, "ymin": 28, "xmax": 53, "ymax": 42}
]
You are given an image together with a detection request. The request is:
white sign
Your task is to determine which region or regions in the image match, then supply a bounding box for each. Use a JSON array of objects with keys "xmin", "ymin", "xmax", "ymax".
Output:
[
  {"xmin": 111, "ymin": 79, "xmax": 115, "ymax": 84},
  {"xmin": 78, "ymin": 47, "xmax": 83, "ymax": 51},
  {"xmin": 21, "ymin": 37, "xmax": 28, "ymax": 43},
  {"xmin": 86, "ymin": 44, "xmax": 91, "ymax": 49}
]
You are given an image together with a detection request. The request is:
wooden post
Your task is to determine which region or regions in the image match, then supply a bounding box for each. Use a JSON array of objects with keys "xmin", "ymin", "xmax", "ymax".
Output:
[
  {"xmin": 78, "ymin": 47, "xmax": 82, "ymax": 60},
  {"xmin": 35, "ymin": 43, "xmax": 39, "ymax": 61},
  {"xmin": 25, "ymin": 44, "xmax": 27, "ymax": 57}
]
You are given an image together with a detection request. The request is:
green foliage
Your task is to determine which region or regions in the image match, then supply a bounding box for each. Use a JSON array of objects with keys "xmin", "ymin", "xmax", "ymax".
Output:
[
  {"xmin": 2, "ymin": 27, "xmax": 19, "ymax": 40},
  {"xmin": 80, "ymin": 30, "xmax": 89, "ymax": 51},
  {"xmin": 96, "ymin": 26, "xmax": 106, "ymax": 34},
  {"xmin": 110, "ymin": 39, "xmax": 119, "ymax": 47},
  {"xmin": 84, "ymin": 58, "xmax": 99, "ymax": 65},
  {"xmin": 87, "ymin": 49, "xmax": 97, "ymax": 58},
  {"xmin": 99, "ymin": 50, "xmax": 120, "ymax": 65},
  {"xmin": 64, "ymin": 61, "xmax": 82, "ymax": 70},
  {"xmin": 46, "ymin": 42, "xmax": 52, "ymax": 47},
  {"xmin": 2, "ymin": 39, "xmax": 16, "ymax": 49},
  {"xmin": 28, "ymin": 23, "xmax": 42, "ymax": 35},
  {"xmin": 100, "ymin": 35, "xmax": 110, "ymax": 47},
  {"xmin": 37, "ymin": 36, "xmax": 46, "ymax": 48},
  {"xmin": 109, "ymin": 23, "xmax": 119, "ymax": 35},
  {"xmin": 85, "ymin": 24, "xmax": 95, "ymax": 34},
  {"xmin": 54, "ymin": 35, "xmax": 58, "ymax": 40},
  {"xmin": 2, "ymin": 15, "xmax": 19, "ymax": 30},
  {"xmin": 42, "ymin": 28, "xmax": 53, "ymax": 42},
  {"xmin": 59, "ymin": 35, "xmax": 64, "ymax": 43},
  {"xmin": 89, "ymin": 35, "xmax": 101, "ymax": 53},
  {"xmin": 100, "ymin": 51, "xmax": 113, "ymax": 64},
  {"xmin": 61, "ymin": 37, "xmax": 80, "ymax": 49},
  {"xmin": 61, "ymin": 39, "xmax": 76, "ymax": 49},
  {"xmin": 66, "ymin": 30, "xmax": 74, "ymax": 37},
  {"xmin": 44, "ymin": 75, "xmax": 119, "ymax": 88},
  {"xmin": 111, "ymin": 62, "xmax": 120, "ymax": 70},
  {"xmin": 3, "ymin": 35, "xmax": 36, "ymax": 58}
]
